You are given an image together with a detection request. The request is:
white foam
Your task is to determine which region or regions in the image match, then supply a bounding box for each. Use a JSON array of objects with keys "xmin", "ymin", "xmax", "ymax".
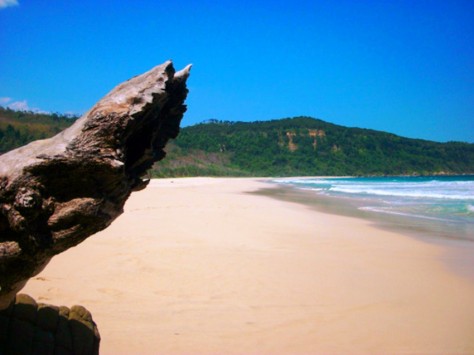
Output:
[
  {"xmin": 330, "ymin": 186, "xmax": 474, "ymax": 200},
  {"xmin": 359, "ymin": 206, "xmax": 449, "ymax": 222},
  {"xmin": 274, "ymin": 177, "xmax": 474, "ymax": 201}
]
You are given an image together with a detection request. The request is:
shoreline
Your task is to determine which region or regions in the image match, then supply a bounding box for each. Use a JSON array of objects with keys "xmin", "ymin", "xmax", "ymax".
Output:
[
  {"xmin": 22, "ymin": 177, "xmax": 474, "ymax": 354},
  {"xmin": 254, "ymin": 180, "xmax": 474, "ymax": 283}
]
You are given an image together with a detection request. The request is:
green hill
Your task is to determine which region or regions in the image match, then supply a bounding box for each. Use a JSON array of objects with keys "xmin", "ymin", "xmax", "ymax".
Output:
[
  {"xmin": 0, "ymin": 106, "xmax": 77, "ymax": 153},
  {"xmin": 1, "ymin": 109, "xmax": 472, "ymax": 177},
  {"xmin": 151, "ymin": 117, "xmax": 474, "ymax": 177}
]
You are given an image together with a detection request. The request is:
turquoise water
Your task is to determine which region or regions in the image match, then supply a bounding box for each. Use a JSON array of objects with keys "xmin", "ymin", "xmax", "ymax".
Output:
[{"xmin": 273, "ymin": 176, "xmax": 474, "ymax": 242}]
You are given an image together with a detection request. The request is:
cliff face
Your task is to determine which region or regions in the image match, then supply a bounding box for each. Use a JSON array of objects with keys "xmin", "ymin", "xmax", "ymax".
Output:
[
  {"xmin": 279, "ymin": 129, "xmax": 326, "ymax": 152},
  {"xmin": 0, "ymin": 61, "xmax": 191, "ymax": 309}
]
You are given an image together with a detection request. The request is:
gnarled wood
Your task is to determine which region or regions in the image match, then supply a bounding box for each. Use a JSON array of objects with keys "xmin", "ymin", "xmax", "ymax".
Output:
[
  {"xmin": 0, "ymin": 61, "xmax": 191, "ymax": 309},
  {"xmin": 0, "ymin": 294, "xmax": 100, "ymax": 355}
]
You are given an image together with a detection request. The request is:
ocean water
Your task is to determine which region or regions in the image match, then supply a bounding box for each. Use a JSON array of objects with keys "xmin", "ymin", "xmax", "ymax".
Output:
[{"xmin": 273, "ymin": 176, "xmax": 474, "ymax": 242}]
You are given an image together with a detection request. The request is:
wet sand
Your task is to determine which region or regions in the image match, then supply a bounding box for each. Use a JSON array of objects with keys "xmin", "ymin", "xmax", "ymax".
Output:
[
  {"xmin": 254, "ymin": 183, "xmax": 474, "ymax": 283},
  {"xmin": 23, "ymin": 178, "xmax": 474, "ymax": 354}
]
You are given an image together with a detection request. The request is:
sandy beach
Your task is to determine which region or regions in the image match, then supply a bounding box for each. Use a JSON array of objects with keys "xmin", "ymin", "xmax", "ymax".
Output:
[{"xmin": 22, "ymin": 178, "xmax": 474, "ymax": 354}]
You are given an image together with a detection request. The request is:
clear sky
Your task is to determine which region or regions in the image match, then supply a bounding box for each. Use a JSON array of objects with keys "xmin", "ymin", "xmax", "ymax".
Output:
[{"xmin": 1, "ymin": 0, "xmax": 473, "ymax": 142}]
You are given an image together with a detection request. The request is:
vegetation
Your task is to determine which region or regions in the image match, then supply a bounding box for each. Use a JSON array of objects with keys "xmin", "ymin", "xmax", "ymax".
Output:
[
  {"xmin": 152, "ymin": 117, "xmax": 474, "ymax": 177},
  {"xmin": 1, "ymin": 109, "xmax": 472, "ymax": 177},
  {"xmin": 0, "ymin": 106, "xmax": 78, "ymax": 153}
]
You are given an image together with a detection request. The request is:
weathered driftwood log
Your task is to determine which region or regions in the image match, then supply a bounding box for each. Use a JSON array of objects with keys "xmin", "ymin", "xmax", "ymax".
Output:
[
  {"xmin": 0, "ymin": 61, "xmax": 191, "ymax": 309},
  {"xmin": 0, "ymin": 294, "xmax": 100, "ymax": 354}
]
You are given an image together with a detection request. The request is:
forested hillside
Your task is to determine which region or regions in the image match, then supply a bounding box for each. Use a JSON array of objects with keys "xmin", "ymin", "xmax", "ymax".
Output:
[
  {"xmin": 1, "ymin": 109, "xmax": 472, "ymax": 177},
  {"xmin": 0, "ymin": 106, "xmax": 77, "ymax": 153},
  {"xmin": 152, "ymin": 117, "xmax": 474, "ymax": 177}
]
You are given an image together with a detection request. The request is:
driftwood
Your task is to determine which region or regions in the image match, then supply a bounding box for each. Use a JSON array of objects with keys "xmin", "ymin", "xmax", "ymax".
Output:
[
  {"xmin": 0, "ymin": 61, "xmax": 191, "ymax": 310},
  {"xmin": 0, "ymin": 294, "xmax": 100, "ymax": 354}
]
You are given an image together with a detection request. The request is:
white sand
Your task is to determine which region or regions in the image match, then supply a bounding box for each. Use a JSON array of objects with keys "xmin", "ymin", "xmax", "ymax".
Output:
[{"xmin": 23, "ymin": 178, "xmax": 474, "ymax": 354}]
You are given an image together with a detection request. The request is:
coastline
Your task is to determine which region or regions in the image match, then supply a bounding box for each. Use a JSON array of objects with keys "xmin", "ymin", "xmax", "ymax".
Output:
[
  {"xmin": 22, "ymin": 177, "xmax": 474, "ymax": 354},
  {"xmin": 255, "ymin": 180, "xmax": 474, "ymax": 282}
]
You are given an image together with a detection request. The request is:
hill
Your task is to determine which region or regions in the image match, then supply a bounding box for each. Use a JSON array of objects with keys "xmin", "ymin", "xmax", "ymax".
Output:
[
  {"xmin": 1, "ymin": 109, "xmax": 472, "ymax": 176},
  {"xmin": 151, "ymin": 117, "xmax": 474, "ymax": 177},
  {"xmin": 0, "ymin": 106, "xmax": 78, "ymax": 153}
]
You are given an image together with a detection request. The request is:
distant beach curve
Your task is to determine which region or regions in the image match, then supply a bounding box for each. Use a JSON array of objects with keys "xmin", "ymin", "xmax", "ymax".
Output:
[{"xmin": 272, "ymin": 175, "xmax": 474, "ymax": 243}]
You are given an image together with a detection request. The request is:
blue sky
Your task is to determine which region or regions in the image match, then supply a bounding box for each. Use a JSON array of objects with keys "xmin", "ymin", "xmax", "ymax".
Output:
[{"xmin": 1, "ymin": 0, "xmax": 473, "ymax": 142}]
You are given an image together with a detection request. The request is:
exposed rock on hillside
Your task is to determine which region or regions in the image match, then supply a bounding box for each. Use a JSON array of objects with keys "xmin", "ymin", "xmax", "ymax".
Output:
[{"xmin": 0, "ymin": 61, "xmax": 191, "ymax": 309}]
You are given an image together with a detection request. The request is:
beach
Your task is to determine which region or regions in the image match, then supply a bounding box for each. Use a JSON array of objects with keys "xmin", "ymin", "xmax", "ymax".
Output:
[{"xmin": 22, "ymin": 178, "xmax": 474, "ymax": 354}]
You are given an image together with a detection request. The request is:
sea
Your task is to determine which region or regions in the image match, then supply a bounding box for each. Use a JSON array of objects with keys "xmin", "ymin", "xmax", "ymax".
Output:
[{"xmin": 272, "ymin": 175, "xmax": 474, "ymax": 243}]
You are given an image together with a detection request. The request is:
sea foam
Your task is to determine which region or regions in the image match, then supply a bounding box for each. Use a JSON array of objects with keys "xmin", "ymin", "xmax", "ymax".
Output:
[{"xmin": 273, "ymin": 176, "xmax": 474, "ymax": 241}]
